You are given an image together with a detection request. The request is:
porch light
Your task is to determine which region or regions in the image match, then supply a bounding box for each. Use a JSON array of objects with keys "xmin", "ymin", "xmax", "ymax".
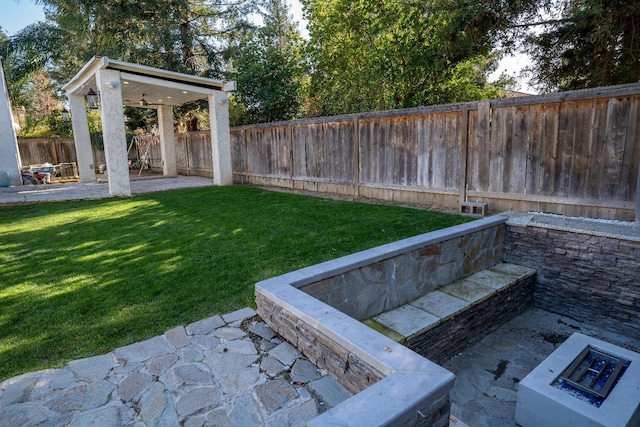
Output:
[
  {"xmin": 61, "ymin": 107, "xmax": 70, "ymax": 122},
  {"xmin": 86, "ymin": 88, "xmax": 100, "ymax": 110}
]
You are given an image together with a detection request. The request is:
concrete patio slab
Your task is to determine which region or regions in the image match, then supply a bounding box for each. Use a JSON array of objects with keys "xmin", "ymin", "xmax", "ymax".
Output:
[{"xmin": 0, "ymin": 175, "xmax": 213, "ymax": 205}]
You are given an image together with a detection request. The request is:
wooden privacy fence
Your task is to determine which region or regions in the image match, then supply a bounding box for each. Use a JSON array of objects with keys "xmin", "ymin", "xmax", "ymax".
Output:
[
  {"xmin": 18, "ymin": 138, "xmax": 78, "ymax": 166},
  {"xmin": 231, "ymin": 83, "xmax": 640, "ymax": 221},
  {"xmin": 16, "ymin": 83, "xmax": 640, "ymax": 221},
  {"xmin": 18, "ymin": 138, "xmax": 106, "ymax": 171},
  {"xmin": 174, "ymin": 132, "xmax": 214, "ymax": 178},
  {"xmin": 18, "ymin": 135, "xmax": 213, "ymax": 178},
  {"xmin": 142, "ymin": 132, "xmax": 215, "ymax": 177}
]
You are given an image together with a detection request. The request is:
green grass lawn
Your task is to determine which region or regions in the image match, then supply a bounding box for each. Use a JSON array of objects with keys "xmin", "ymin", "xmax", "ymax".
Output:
[{"xmin": 0, "ymin": 186, "xmax": 470, "ymax": 381}]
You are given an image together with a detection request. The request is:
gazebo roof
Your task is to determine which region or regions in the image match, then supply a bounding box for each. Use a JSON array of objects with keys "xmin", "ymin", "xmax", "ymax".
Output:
[{"xmin": 62, "ymin": 56, "xmax": 235, "ymax": 107}]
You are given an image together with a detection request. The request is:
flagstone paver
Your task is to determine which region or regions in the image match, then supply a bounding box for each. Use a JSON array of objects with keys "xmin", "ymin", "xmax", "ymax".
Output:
[{"xmin": 0, "ymin": 308, "xmax": 352, "ymax": 426}]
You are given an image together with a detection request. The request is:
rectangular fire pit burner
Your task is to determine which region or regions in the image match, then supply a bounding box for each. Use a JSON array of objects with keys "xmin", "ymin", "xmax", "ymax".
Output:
[
  {"xmin": 516, "ymin": 333, "xmax": 640, "ymax": 427},
  {"xmin": 554, "ymin": 346, "xmax": 630, "ymax": 406}
]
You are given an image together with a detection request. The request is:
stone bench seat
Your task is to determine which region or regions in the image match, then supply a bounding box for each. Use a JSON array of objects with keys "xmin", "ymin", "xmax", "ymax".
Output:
[{"xmin": 364, "ymin": 263, "xmax": 536, "ymax": 363}]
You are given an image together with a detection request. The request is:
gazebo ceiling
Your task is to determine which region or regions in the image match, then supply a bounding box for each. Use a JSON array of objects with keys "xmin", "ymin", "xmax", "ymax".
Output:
[
  {"xmin": 63, "ymin": 56, "xmax": 235, "ymax": 108},
  {"xmin": 120, "ymin": 80, "xmax": 203, "ymax": 107}
]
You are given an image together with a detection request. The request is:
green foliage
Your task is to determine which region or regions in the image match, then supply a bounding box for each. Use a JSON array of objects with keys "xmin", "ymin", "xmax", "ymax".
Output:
[
  {"xmin": 8, "ymin": 0, "xmax": 636, "ymax": 128},
  {"xmin": 89, "ymin": 131, "xmax": 137, "ymax": 151},
  {"xmin": 20, "ymin": 109, "xmax": 74, "ymax": 139},
  {"xmin": 44, "ymin": 108, "xmax": 73, "ymax": 137},
  {"xmin": 436, "ymin": 54, "xmax": 517, "ymax": 102},
  {"xmin": 4, "ymin": 67, "xmax": 62, "ymax": 138},
  {"xmin": 6, "ymin": 0, "xmax": 257, "ymax": 86},
  {"xmin": 0, "ymin": 186, "xmax": 469, "ymax": 380},
  {"xmin": 16, "ymin": 124, "xmax": 52, "ymax": 139},
  {"xmin": 230, "ymin": 0, "xmax": 306, "ymax": 125},
  {"xmin": 89, "ymin": 132, "xmax": 104, "ymax": 150},
  {"xmin": 86, "ymin": 110, "xmax": 102, "ymax": 133},
  {"xmin": 525, "ymin": 0, "xmax": 640, "ymax": 91},
  {"xmin": 174, "ymin": 100, "xmax": 211, "ymax": 132},
  {"xmin": 302, "ymin": 0, "xmax": 537, "ymax": 116},
  {"xmin": 124, "ymin": 107, "xmax": 157, "ymax": 134}
]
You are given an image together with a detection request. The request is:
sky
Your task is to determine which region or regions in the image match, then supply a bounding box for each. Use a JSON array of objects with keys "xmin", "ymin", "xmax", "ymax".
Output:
[
  {"xmin": 0, "ymin": 0, "xmax": 534, "ymax": 92},
  {"xmin": 0, "ymin": 0, "xmax": 46, "ymax": 36}
]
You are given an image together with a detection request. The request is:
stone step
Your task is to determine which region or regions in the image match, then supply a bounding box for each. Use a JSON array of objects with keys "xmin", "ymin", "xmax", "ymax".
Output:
[{"xmin": 365, "ymin": 263, "xmax": 535, "ymax": 342}]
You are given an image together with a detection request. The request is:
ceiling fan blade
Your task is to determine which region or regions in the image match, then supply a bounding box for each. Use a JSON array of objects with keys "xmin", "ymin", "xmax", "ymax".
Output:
[{"xmin": 138, "ymin": 94, "xmax": 165, "ymax": 106}]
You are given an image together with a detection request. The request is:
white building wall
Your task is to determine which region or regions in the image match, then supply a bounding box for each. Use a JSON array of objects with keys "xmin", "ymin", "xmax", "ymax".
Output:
[{"xmin": 0, "ymin": 59, "xmax": 22, "ymax": 186}]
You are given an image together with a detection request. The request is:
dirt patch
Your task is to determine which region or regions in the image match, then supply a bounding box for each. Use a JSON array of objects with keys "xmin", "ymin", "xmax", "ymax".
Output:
[
  {"xmin": 487, "ymin": 359, "xmax": 510, "ymax": 380},
  {"xmin": 541, "ymin": 332, "xmax": 568, "ymax": 346}
]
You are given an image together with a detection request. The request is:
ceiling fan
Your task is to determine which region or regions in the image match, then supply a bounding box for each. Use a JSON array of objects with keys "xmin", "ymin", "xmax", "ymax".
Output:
[{"xmin": 138, "ymin": 94, "xmax": 164, "ymax": 106}]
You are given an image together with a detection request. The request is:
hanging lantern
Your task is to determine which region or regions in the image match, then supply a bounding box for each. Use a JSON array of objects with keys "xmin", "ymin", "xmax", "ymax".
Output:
[
  {"xmin": 86, "ymin": 88, "xmax": 100, "ymax": 110},
  {"xmin": 61, "ymin": 107, "xmax": 70, "ymax": 122}
]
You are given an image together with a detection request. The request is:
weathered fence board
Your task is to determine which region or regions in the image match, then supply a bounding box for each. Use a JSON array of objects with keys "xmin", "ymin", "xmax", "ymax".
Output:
[
  {"xmin": 18, "ymin": 139, "xmax": 77, "ymax": 166},
  {"xmin": 175, "ymin": 132, "xmax": 213, "ymax": 177},
  {"xmin": 540, "ymin": 102, "xmax": 560, "ymax": 195},
  {"xmin": 473, "ymin": 102, "xmax": 491, "ymax": 192},
  {"xmin": 620, "ymin": 97, "xmax": 640, "ymax": 200},
  {"xmin": 589, "ymin": 99, "xmax": 610, "ymax": 198},
  {"xmin": 604, "ymin": 97, "xmax": 631, "ymax": 198},
  {"xmin": 292, "ymin": 120, "xmax": 355, "ymax": 182},
  {"xmin": 231, "ymin": 129, "xmax": 245, "ymax": 173}
]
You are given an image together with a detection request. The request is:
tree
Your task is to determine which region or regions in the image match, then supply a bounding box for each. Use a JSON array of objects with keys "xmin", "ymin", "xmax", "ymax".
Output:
[
  {"xmin": 524, "ymin": 0, "xmax": 640, "ymax": 91},
  {"xmin": 230, "ymin": 0, "xmax": 305, "ymax": 125},
  {"xmin": 5, "ymin": 0, "xmax": 257, "ymax": 86},
  {"xmin": 301, "ymin": 0, "xmax": 539, "ymax": 116}
]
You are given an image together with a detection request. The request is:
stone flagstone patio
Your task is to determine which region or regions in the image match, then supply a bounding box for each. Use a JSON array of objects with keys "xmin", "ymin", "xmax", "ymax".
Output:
[{"xmin": 0, "ymin": 308, "xmax": 352, "ymax": 426}]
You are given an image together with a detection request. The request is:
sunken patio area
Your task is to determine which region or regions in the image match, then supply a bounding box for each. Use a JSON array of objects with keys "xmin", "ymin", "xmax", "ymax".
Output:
[
  {"xmin": 443, "ymin": 306, "xmax": 640, "ymax": 427},
  {"xmin": 256, "ymin": 212, "xmax": 640, "ymax": 426}
]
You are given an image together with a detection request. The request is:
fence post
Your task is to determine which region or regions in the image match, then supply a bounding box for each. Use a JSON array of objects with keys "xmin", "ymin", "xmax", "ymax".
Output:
[
  {"xmin": 185, "ymin": 133, "xmax": 191, "ymax": 175},
  {"xmin": 353, "ymin": 115, "xmax": 360, "ymax": 197},
  {"xmin": 636, "ymin": 163, "xmax": 640, "ymax": 225},
  {"xmin": 50, "ymin": 140, "xmax": 59, "ymax": 164},
  {"xmin": 458, "ymin": 105, "xmax": 470, "ymax": 205},
  {"xmin": 243, "ymin": 128, "xmax": 248, "ymax": 183},
  {"xmin": 288, "ymin": 121, "xmax": 294, "ymax": 187}
]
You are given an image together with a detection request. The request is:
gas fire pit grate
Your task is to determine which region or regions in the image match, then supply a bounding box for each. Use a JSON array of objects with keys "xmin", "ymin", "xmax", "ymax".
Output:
[{"xmin": 553, "ymin": 345, "xmax": 631, "ymax": 407}]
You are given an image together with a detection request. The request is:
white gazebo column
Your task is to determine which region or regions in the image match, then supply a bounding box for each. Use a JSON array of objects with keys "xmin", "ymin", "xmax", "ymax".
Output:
[
  {"xmin": 68, "ymin": 94, "xmax": 96, "ymax": 182},
  {"xmin": 158, "ymin": 105, "xmax": 177, "ymax": 177},
  {"xmin": 97, "ymin": 69, "xmax": 130, "ymax": 196},
  {"xmin": 0, "ymin": 58, "xmax": 22, "ymax": 186},
  {"xmin": 208, "ymin": 91, "xmax": 232, "ymax": 185}
]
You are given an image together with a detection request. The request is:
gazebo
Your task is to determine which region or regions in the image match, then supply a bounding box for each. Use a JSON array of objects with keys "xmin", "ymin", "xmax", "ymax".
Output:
[{"xmin": 63, "ymin": 56, "xmax": 236, "ymax": 196}]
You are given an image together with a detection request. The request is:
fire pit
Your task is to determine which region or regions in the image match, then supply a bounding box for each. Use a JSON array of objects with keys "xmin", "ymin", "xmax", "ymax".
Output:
[{"xmin": 516, "ymin": 333, "xmax": 640, "ymax": 427}]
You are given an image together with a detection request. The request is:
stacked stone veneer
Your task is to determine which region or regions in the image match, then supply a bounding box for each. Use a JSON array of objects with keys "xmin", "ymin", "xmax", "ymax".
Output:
[
  {"xmin": 302, "ymin": 219, "xmax": 505, "ymax": 321},
  {"xmin": 256, "ymin": 216, "xmax": 508, "ymax": 426},
  {"xmin": 504, "ymin": 214, "xmax": 640, "ymax": 340}
]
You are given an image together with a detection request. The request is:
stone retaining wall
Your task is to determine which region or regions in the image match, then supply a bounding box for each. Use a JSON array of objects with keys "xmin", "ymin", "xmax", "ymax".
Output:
[
  {"xmin": 302, "ymin": 220, "xmax": 505, "ymax": 321},
  {"xmin": 255, "ymin": 292, "xmax": 385, "ymax": 394},
  {"xmin": 256, "ymin": 211, "xmax": 640, "ymax": 425},
  {"xmin": 256, "ymin": 217, "xmax": 507, "ymax": 426},
  {"xmin": 504, "ymin": 214, "xmax": 640, "ymax": 340},
  {"xmin": 256, "ymin": 278, "xmax": 454, "ymax": 427}
]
